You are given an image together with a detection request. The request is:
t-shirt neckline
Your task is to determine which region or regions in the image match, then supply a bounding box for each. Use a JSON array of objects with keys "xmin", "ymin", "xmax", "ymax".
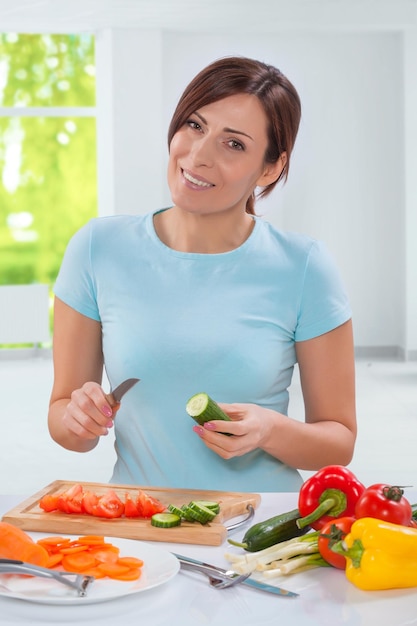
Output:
[{"xmin": 147, "ymin": 208, "xmax": 260, "ymax": 260}]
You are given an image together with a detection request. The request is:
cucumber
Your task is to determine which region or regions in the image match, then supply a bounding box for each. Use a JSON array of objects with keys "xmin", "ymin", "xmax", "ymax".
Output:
[
  {"xmin": 228, "ymin": 508, "xmax": 310, "ymax": 552},
  {"xmin": 186, "ymin": 392, "xmax": 232, "ymax": 426},
  {"xmin": 151, "ymin": 513, "xmax": 181, "ymax": 528}
]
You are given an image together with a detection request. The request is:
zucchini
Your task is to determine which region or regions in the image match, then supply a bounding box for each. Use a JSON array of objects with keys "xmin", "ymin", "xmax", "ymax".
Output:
[
  {"xmin": 186, "ymin": 392, "xmax": 232, "ymax": 426},
  {"xmin": 228, "ymin": 508, "xmax": 310, "ymax": 552}
]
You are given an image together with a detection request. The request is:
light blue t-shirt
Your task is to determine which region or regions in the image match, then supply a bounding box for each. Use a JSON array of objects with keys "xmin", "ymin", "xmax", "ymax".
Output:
[{"xmin": 54, "ymin": 209, "xmax": 351, "ymax": 492}]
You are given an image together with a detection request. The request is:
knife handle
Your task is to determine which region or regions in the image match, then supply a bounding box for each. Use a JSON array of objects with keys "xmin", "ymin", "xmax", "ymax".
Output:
[{"xmin": 104, "ymin": 393, "xmax": 120, "ymax": 412}]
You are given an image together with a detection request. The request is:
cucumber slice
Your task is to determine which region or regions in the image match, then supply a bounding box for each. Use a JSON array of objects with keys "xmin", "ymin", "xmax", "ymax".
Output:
[
  {"xmin": 186, "ymin": 501, "xmax": 216, "ymax": 524},
  {"xmin": 181, "ymin": 504, "xmax": 196, "ymax": 522},
  {"xmin": 167, "ymin": 504, "xmax": 184, "ymax": 518},
  {"xmin": 186, "ymin": 392, "xmax": 232, "ymax": 426},
  {"xmin": 181, "ymin": 504, "xmax": 210, "ymax": 524},
  {"xmin": 193, "ymin": 500, "xmax": 221, "ymax": 515},
  {"xmin": 189, "ymin": 501, "xmax": 217, "ymax": 521},
  {"xmin": 151, "ymin": 513, "xmax": 181, "ymax": 528}
]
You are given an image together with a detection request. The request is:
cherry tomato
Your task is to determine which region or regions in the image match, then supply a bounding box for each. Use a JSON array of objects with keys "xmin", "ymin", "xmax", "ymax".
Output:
[
  {"xmin": 318, "ymin": 516, "xmax": 355, "ymax": 569},
  {"xmin": 355, "ymin": 483, "xmax": 413, "ymax": 526}
]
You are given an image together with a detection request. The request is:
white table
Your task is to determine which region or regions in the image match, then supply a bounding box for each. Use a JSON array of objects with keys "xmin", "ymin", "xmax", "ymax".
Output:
[{"xmin": 1, "ymin": 491, "xmax": 417, "ymax": 626}]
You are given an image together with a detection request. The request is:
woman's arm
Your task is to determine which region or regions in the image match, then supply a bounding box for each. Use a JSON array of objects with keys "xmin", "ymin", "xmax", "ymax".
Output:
[
  {"xmin": 48, "ymin": 297, "xmax": 112, "ymax": 452},
  {"xmin": 192, "ymin": 320, "xmax": 357, "ymax": 470}
]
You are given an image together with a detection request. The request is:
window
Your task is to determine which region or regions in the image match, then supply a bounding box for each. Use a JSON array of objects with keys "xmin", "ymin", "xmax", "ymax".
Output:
[{"xmin": 0, "ymin": 33, "xmax": 96, "ymax": 287}]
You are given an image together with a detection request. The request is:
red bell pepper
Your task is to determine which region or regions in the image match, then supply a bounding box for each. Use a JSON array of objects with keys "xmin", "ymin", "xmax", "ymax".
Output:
[{"xmin": 296, "ymin": 465, "xmax": 366, "ymax": 531}]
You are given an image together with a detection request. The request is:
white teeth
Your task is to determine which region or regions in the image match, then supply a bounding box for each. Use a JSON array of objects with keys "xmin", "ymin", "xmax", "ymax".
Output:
[{"xmin": 183, "ymin": 170, "xmax": 212, "ymax": 187}]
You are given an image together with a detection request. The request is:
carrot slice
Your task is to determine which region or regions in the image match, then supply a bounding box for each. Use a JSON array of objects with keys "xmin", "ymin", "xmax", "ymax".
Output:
[
  {"xmin": 117, "ymin": 556, "xmax": 144, "ymax": 568},
  {"xmin": 77, "ymin": 535, "xmax": 105, "ymax": 545},
  {"xmin": 46, "ymin": 553, "xmax": 63, "ymax": 568},
  {"xmin": 62, "ymin": 552, "xmax": 98, "ymax": 572},
  {"xmin": 59, "ymin": 544, "xmax": 89, "ymax": 555},
  {"xmin": 77, "ymin": 566, "xmax": 107, "ymax": 579},
  {"xmin": 97, "ymin": 562, "xmax": 131, "ymax": 577},
  {"xmin": 89, "ymin": 547, "xmax": 120, "ymax": 563},
  {"xmin": 111, "ymin": 568, "xmax": 142, "ymax": 581},
  {"xmin": 37, "ymin": 536, "xmax": 71, "ymax": 547}
]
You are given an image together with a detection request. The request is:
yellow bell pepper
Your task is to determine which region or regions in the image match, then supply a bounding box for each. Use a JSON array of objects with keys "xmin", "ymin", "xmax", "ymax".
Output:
[{"xmin": 332, "ymin": 516, "xmax": 417, "ymax": 591}]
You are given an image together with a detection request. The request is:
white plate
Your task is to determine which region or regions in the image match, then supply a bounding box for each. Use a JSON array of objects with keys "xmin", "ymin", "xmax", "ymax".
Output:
[{"xmin": 0, "ymin": 533, "xmax": 179, "ymax": 605}]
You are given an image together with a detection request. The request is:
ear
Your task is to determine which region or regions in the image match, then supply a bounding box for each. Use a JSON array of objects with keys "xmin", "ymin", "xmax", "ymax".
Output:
[{"xmin": 256, "ymin": 152, "xmax": 287, "ymax": 187}]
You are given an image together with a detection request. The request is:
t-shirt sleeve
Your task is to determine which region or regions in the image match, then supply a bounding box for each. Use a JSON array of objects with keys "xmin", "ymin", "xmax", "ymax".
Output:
[
  {"xmin": 53, "ymin": 220, "xmax": 101, "ymax": 322},
  {"xmin": 295, "ymin": 240, "xmax": 352, "ymax": 342}
]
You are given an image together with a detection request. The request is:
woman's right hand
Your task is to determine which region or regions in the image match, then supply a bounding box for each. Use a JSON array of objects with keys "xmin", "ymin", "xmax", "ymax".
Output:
[{"xmin": 61, "ymin": 381, "xmax": 117, "ymax": 441}]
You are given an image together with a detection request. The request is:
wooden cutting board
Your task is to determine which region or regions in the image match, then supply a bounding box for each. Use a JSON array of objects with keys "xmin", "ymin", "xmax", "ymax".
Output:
[{"xmin": 2, "ymin": 480, "xmax": 261, "ymax": 546}]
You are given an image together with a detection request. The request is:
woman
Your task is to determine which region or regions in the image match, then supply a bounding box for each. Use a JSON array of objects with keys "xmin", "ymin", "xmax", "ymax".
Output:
[{"xmin": 48, "ymin": 56, "xmax": 356, "ymax": 492}]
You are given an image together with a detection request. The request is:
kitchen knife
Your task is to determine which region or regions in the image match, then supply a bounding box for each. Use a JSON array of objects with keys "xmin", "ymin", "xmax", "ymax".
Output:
[
  {"xmin": 105, "ymin": 377, "xmax": 140, "ymax": 408},
  {"xmin": 173, "ymin": 554, "xmax": 298, "ymax": 597}
]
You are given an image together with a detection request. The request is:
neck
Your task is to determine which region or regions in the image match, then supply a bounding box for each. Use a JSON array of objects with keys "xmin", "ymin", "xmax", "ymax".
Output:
[{"xmin": 153, "ymin": 207, "xmax": 255, "ymax": 253}]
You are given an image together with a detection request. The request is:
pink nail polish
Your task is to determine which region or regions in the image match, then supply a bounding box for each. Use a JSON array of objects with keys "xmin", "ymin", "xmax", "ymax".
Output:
[
  {"xmin": 204, "ymin": 421, "xmax": 216, "ymax": 430},
  {"xmin": 102, "ymin": 405, "xmax": 112, "ymax": 418},
  {"xmin": 106, "ymin": 420, "xmax": 114, "ymax": 428},
  {"xmin": 193, "ymin": 425, "xmax": 204, "ymax": 436}
]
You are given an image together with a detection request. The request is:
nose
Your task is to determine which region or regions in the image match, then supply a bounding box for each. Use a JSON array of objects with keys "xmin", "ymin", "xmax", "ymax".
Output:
[{"xmin": 190, "ymin": 134, "xmax": 215, "ymax": 168}]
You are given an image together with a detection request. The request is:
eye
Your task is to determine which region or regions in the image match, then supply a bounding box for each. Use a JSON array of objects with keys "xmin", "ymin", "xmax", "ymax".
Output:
[
  {"xmin": 185, "ymin": 118, "xmax": 202, "ymax": 131},
  {"xmin": 228, "ymin": 139, "xmax": 245, "ymax": 151}
]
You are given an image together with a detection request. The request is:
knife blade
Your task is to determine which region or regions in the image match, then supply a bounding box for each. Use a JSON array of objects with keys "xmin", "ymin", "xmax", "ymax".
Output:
[
  {"xmin": 105, "ymin": 377, "xmax": 140, "ymax": 408},
  {"xmin": 173, "ymin": 554, "xmax": 298, "ymax": 598},
  {"xmin": 238, "ymin": 576, "xmax": 298, "ymax": 597}
]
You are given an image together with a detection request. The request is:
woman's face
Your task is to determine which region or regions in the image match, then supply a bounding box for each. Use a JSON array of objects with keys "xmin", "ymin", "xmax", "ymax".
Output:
[{"xmin": 168, "ymin": 93, "xmax": 275, "ymax": 217}]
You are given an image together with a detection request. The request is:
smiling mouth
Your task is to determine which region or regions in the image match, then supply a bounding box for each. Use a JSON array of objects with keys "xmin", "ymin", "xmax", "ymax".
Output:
[{"xmin": 182, "ymin": 169, "xmax": 214, "ymax": 188}]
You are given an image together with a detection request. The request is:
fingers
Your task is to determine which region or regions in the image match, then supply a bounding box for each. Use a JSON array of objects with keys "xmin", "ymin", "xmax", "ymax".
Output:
[
  {"xmin": 62, "ymin": 382, "xmax": 114, "ymax": 440},
  {"xmin": 192, "ymin": 422, "xmax": 249, "ymax": 459}
]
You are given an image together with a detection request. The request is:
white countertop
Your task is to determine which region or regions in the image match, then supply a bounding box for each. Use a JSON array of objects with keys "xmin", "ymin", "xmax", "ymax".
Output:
[{"xmin": 1, "ymin": 491, "xmax": 417, "ymax": 626}]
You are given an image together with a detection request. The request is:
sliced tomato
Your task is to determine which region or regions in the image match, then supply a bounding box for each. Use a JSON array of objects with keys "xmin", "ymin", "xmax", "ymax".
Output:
[
  {"xmin": 124, "ymin": 493, "xmax": 141, "ymax": 518},
  {"xmin": 57, "ymin": 484, "xmax": 84, "ymax": 514},
  {"xmin": 136, "ymin": 490, "xmax": 166, "ymax": 518},
  {"xmin": 93, "ymin": 490, "xmax": 125, "ymax": 518},
  {"xmin": 318, "ymin": 516, "xmax": 355, "ymax": 569},
  {"xmin": 39, "ymin": 494, "xmax": 59, "ymax": 512},
  {"xmin": 82, "ymin": 491, "xmax": 99, "ymax": 516}
]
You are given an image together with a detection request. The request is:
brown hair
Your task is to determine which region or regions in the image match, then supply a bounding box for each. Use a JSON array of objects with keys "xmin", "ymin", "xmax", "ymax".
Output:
[{"xmin": 168, "ymin": 56, "xmax": 301, "ymax": 215}]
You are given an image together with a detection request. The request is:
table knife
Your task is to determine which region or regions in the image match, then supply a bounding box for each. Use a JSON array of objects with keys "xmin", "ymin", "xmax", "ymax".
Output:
[{"xmin": 173, "ymin": 554, "xmax": 298, "ymax": 597}]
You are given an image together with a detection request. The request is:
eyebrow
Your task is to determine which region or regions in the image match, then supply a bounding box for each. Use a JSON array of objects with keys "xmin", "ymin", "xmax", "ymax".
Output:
[{"xmin": 194, "ymin": 111, "xmax": 254, "ymax": 141}]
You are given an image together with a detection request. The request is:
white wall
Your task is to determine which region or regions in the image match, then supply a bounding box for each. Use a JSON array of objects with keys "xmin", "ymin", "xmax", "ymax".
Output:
[{"xmin": 96, "ymin": 27, "xmax": 416, "ymax": 359}]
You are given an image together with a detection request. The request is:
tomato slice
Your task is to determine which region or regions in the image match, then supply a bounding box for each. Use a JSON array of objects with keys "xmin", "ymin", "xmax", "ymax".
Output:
[
  {"xmin": 39, "ymin": 494, "xmax": 59, "ymax": 512},
  {"xmin": 82, "ymin": 491, "xmax": 99, "ymax": 516},
  {"xmin": 57, "ymin": 484, "xmax": 84, "ymax": 514},
  {"xmin": 136, "ymin": 490, "xmax": 166, "ymax": 518},
  {"xmin": 124, "ymin": 493, "xmax": 141, "ymax": 518},
  {"xmin": 93, "ymin": 490, "xmax": 125, "ymax": 518}
]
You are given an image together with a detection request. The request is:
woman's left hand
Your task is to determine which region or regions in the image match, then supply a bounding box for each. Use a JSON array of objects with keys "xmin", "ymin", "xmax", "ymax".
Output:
[{"xmin": 192, "ymin": 403, "xmax": 276, "ymax": 458}]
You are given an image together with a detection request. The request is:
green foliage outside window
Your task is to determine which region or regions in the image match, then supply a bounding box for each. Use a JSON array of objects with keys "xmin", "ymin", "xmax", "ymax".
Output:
[{"xmin": 0, "ymin": 33, "xmax": 96, "ymax": 287}]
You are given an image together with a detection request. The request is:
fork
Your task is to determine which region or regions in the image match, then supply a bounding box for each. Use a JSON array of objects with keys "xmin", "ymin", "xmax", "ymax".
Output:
[
  {"xmin": 173, "ymin": 554, "xmax": 251, "ymax": 589},
  {"xmin": 0, "ymin": 559, "xmax": 94, "ymax": 597}
]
